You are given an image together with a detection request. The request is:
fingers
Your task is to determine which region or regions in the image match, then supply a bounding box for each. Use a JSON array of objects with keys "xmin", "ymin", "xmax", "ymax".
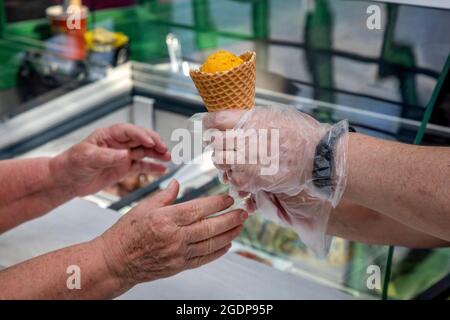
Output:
[
  {"xmin": 212, "ymin": 150, "xmax": 252, "ymax": 189},
  {"xmin": 238, "ymin": 191, "xmax": 250, "ymax": 198},
  {"xmin": 203, "ymin": 110, "xmax": 246, "ymax": 131},
  {"xmin": 90, "ymin": 145, "xmax": 170, "ymax": 170},
  {"xmin": 129, "ymin": 160, "xmax": 167, "ymax": 174},
  {"xmin": 244, "ymin": 196, "xmax": 257, "ymax": 213},
  {"xmin": 108, "ymin": 124, "xmax": 155, "ymax": 148},
  {"xmin": 228, "ymin": 171, "xmax": 249, "ymax": 189},
  {"xmin": 213, "ymin": 150, "xmax": 233, "ymax": 171},
  {"xmin": 212, "ymin": 149, "xmax": 255, "ymax": 168},
  {"xmin": 221, "ymin": 171, "xmax": 229, "ymax": 183},
  {"xmin": 166, "ymin": 194, "xmax": 234, "ymax": 226},
  {"xmin": 137, "ymin": 179, "xmax": 179, "ymax": 209},
  {"xmin": 143, "ymin": 128, "xmax": 168, "ymax": 154},
  {"xmin": 185, "ymin": 244, "xmax": 231, "ymax": 270},
  {"xmin": 210, "ymin": 131, "xmax": 237, "ymax": 151},
  {"xmin": 129, "ymin": 147, "xmax": 171, "ymax": 162},
  {"xmin": 89, "ymin": 147, "xmax": 129, "ymax": 168},
  {"xmin": 101, "ymin": 124, "xmax": 169, "ymax": 156},
  {"xmin": 187, "ymin": 225, "xmax": 243, "ymax": 258},
  {"xmin": 218, "ymin": 170, "xmax": 249, "ymax": 190},
  {"xmin": 184, "ymin": 209, "xmax": 247, "ymax": 242}
]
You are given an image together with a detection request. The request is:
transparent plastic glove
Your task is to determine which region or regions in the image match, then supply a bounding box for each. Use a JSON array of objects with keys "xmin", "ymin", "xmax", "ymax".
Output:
[
  {"xmin": 204, "ymin": 106, "xmax": 349, "ymax": 203},
  {"xmin": 201, "ymin": 105, "xmax": 350, "ymax": 256},
  {"xmin": 240, "ymin": 190, "xmax": 333, "ymax": 255},
  {"xmin": 219, "ymin": 159, "xmax": 333, "ymax": 256}
]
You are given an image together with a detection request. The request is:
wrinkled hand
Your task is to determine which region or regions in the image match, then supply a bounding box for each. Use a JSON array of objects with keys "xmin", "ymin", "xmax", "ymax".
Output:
[
  {"xmin": 204, "ymin": 106, "xmax": 328, "ymax": 196},
  {"xmin": 50, "ymin": 124, "xmax": 171, "ymax": 197},
  {"xmin": 99, "ymin": 180, "xmax": 248, "ymax": 286}
]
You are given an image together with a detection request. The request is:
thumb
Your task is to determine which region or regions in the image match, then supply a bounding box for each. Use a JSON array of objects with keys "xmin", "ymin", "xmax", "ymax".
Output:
[
  {"xmin": 91, "ymin": 148, "xmax": 129, "ymax": 168},
  {"xmin": 138, "ymin": 179, "xmax": 179, "ymax": 209}
]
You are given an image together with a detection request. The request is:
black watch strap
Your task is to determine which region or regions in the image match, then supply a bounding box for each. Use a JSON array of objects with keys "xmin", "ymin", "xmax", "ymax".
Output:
[{"xmin": 312, "ymin": 124, "xmax": 355, "ymax": 197}]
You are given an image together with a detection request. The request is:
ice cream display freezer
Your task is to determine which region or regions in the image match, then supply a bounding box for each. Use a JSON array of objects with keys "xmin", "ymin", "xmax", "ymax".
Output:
[{"xmin": 1, "ymin": 60, "xmax": 449, "ymax": 299}]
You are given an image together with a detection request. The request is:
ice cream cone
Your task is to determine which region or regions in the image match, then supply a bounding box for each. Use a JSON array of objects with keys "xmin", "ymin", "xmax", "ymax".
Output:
[{"xmin": 190, "ymin": 51, "xmax": 256, "ymax": 112}]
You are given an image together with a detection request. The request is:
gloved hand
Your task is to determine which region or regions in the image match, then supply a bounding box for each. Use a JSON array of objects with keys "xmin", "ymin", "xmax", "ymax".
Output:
[
  {"xmin": 238, "ymin": 190, "xmax": 333, "ymax": 255},
  {"xmin": 202, "ymin": 105, "xmax": 350, "ymax": 255}
]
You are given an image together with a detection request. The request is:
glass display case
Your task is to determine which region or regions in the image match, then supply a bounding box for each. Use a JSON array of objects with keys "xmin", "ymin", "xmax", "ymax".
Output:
[{"xmin": 0, "ymin": 0, "xmax": 449, "ymax": 299}]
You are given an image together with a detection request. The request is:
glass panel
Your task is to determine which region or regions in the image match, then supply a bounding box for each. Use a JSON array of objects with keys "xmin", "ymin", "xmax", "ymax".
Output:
[
  {"xmin": 152, "ymin": 0, "xmax": 450, "ymax": 126},
  {"xmin": 2, "ymin": 1, "xmax": 449, "ymax": 124},
  {"xmin": 387, "ymin": 247, "xmax": 450, "ymax": 299},
  {"xmin": 0, "ymin": 0, "xmax": 138, "ymax": 119}
]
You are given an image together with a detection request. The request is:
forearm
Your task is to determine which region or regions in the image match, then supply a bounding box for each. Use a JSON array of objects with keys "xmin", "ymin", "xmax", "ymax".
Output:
[
  {"xmin": 343, "ymin": 133, "xmax": 450, "ymax": 241},
  {"xmin": 0, "ymin": 238, "xmax": 128, "ymax": 299},
  {"xmin": 0, "ymin": 158, "xmax": 75, "ymax": 231},
  {"xmin": 0, "ymin": 158, "xmax": 60, "ymax": 205},
  {"xmin": 0, "ymin": 186, "xmax": 74, "ymax": 234},
  {"xmin": 327, "ymin": 199, "xmax": 449, "ymax": 248}
]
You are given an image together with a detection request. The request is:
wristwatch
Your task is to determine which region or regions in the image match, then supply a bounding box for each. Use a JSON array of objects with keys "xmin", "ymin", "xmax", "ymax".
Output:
[{"xmin": 312, "ymin": 123, "xmax": 355, "ymax": 198}]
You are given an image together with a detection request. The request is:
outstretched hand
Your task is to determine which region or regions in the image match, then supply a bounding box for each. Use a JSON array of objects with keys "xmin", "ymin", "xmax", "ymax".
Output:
[{"xmin": 50, "ymin": 124, "xmax": 171, "ymax": 197}]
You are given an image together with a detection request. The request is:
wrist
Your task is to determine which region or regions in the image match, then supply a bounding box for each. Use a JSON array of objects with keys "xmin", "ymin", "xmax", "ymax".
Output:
[
  {"xmin": 89, "ymin": 236, "xmax": 133, "ymax": 297},
  {"xmin": 342, "ymin": 133, "xmax": 375, "ymax": 205},
  {"xmin": 311, "ymin": 120, "xmax": 351, "ymax": 207},
  {"xmin": 97, "ymin": 227, "xmax": 139, "ymax": 289},
  {"xmin": 48, "ymin": 153, "xmax": 77, "ymax": 199}
]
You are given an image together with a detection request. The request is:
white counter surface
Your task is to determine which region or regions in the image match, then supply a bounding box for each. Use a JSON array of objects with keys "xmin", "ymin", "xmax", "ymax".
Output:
[{"xmin": 0, "ymin": 199, "xmax": 352, "ymax": 300}]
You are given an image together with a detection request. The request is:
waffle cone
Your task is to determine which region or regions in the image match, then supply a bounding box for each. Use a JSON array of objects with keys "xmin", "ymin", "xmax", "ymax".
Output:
[{"xmin": 190, "ymin": 51, "xmax": 256, "ymax": 112}]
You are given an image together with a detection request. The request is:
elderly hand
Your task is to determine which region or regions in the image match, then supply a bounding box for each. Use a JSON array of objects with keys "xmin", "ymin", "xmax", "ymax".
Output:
[
  {"xmin": 99, "ymin": 180, "xmax": 248, "ymax": 287},
  {"xmin": 50, "ymin": 124, "xmax": 171, "ymax": 197}
]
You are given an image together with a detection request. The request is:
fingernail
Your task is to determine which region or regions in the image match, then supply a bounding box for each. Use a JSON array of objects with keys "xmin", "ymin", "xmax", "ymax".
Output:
[
  {"xmin": 146, "ymin": 137, "xmax": 155, "ymax": 146},
  {"xmin": 225, "ymin": 195, "xmax": 234, "ymax": 206},
  {"xmin": 167, "ymin": 179, "xmax": 177, "ymax": 188},
  {"xmin": 240, "ymin": 210, "xmax": 249, "ymax": 221}
]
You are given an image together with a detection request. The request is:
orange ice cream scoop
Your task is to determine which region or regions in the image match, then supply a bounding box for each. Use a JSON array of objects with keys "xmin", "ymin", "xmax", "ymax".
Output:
[
  {"xmin": 200, "ymin": 50, "xmax": 244, "ymax": 73},
  {"xmin": 190, "ymin": 50, "xmax": 256, "ymax": 112}
]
